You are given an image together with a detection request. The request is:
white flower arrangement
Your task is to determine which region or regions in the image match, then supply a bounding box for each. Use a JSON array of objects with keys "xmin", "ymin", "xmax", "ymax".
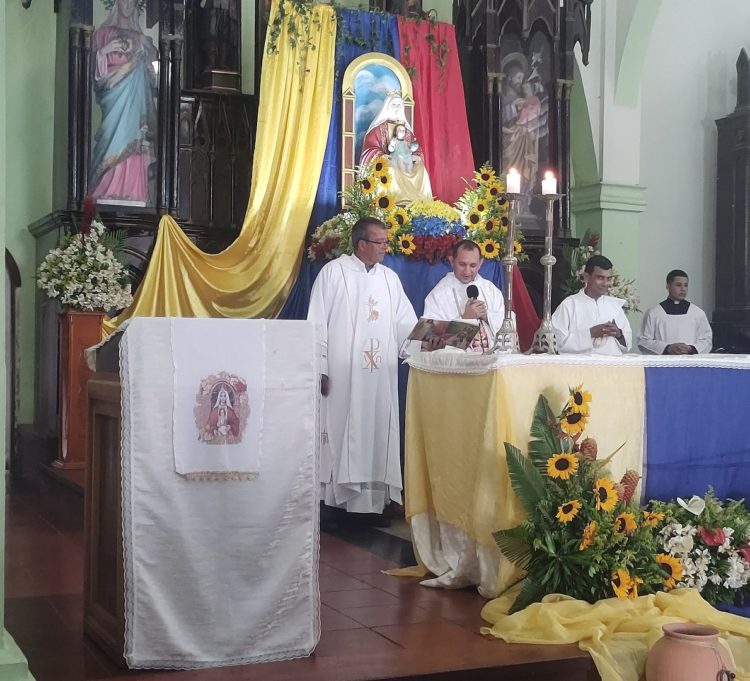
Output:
[{"xmin": 36, "ymin": 219, "xmax": 133, "ymax": 313}]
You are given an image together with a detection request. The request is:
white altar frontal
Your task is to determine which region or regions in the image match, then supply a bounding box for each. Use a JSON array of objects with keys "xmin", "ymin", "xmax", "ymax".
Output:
[{"xmin": 101, "ymin": 317, "xmax": 320, "ymax": 669}]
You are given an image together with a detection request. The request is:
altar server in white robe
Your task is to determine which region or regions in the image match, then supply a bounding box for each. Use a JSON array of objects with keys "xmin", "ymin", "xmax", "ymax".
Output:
[
  {"xmin": 308, "ymin": 217, "xmax": 417, "ymax": 517},
  {"xmin": 423, "ymin": 239, "xmax": 504, "ymax": 352},
  {"xmin": 637, "ymin": 269, "xmax": 713, "ymax": 355},
  {"xmin": 551, "ymin": 254, "xmax": 632, "ymax": 356}
]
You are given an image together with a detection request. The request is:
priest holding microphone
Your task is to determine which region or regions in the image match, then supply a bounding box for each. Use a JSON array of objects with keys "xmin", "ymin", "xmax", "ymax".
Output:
[{"xmin": 423, "ymin": 239, "xmax": 505, "ymax": 352}]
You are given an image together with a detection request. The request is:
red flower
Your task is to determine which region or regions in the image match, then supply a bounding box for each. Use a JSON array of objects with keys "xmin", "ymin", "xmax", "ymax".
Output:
[
  {"xmin": 698, "ymin": 526, "xmax": 726, "ymax": 547},
  {"xmin": 738, "ymin": 545, "xmax": 750, "ymax": 563},
  {"xmin": 587, "ymin": 233, "xmax": 599, "ymax": 248}
]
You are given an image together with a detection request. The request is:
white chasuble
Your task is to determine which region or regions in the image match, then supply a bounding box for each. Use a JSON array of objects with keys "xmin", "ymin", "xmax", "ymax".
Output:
[
  {"xmin": 551, "ymin": 289, "xmax": 633, "ymax": 356},
  {"xmin": 637, "ymin": 302, "xmax": 713, "ymax": 355},
  {"xmin": 308, "ymin": 254, "xmax": 417, "ymax": 513}
]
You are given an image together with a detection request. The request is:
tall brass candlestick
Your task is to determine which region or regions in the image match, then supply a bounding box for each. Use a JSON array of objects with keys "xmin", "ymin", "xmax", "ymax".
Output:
[
  {"xmin": 531, "ymin": 193, "xmax": 563, "ymax": 354},
  {"xmin": 493, "ymin": 194, "xmax": 520, "ymax": 353}
]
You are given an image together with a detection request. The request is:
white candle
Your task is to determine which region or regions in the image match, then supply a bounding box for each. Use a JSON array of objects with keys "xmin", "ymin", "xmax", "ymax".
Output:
[
  {"xmin": 541, "ymin": 171, "xmax": 557, "ymax": 195},
  {"xmin": 506, "ymin": 168, "xmax": 521, "ymax": 194}
]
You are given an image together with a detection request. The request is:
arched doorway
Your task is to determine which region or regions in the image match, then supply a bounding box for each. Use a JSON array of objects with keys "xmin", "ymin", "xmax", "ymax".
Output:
[{"xmin": 5, "ymin": 249, "xmax": 20, "ymax": 473}]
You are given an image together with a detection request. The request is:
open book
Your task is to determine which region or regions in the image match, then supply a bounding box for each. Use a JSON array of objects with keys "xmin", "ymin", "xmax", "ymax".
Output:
[{"xmin": 408, "ymin": 318, "xmax": 480, "ymax": 351}]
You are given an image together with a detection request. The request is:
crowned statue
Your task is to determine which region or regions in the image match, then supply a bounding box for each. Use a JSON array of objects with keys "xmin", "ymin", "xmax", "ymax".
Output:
[{"xmin": 359, "ymin": 91, "xmax": 433, "ymax": 204}]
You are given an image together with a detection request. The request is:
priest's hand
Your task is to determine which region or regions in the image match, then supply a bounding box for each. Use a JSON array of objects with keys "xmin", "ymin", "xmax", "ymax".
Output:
[
  {"xmin": 590, "ymin": 322, "xmax": 619, "ymax": 339},
  {"xmin": 664, "ymin": 343, "xmax": 693, "ymax": 355},
  {"xmin": 462, "ymin": 300, "xmax": 487, "ymax": 321},
  {"xmin": 320, "ymin": 374, "xmax": 330, "ymax": 396}
]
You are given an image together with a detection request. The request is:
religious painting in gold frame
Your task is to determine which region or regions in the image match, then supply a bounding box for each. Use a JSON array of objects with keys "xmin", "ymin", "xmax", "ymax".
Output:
[{"xmin": 341, "ymin": 53, "xmax": 414, "ymax": 207}]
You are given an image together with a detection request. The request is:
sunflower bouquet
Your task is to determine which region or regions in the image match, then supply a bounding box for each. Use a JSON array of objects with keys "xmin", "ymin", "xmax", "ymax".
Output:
[
  {"xmin": 307, "ymin": 162, "xmax": 525, "ymax": 263},
  {"xmin": 494, "ymin": 385, "xmax": 667, "ymax": 613},
  {"xmin": 455, "ymin": 163, "xmax": 527, "ymax": 263},
  {"xmin": 649, "ymin": 490, "xmax": 750, "ymax": 606}
]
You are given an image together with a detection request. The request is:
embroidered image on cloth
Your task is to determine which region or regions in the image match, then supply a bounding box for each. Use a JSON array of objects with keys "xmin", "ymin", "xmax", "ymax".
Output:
[
  {"xmin": 172, "ymin": 319, "xmax": 265, "ymax": 481},
  {"xmin": 194, "ymin": 372, "xmax": 249, "ymax": 445}
]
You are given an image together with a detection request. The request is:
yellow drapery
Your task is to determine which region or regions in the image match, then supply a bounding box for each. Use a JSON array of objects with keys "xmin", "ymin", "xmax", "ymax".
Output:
[
  {"xmin": 103, "ymin": 2, "xmax": 337, "ymax": 336},
  {"xmin": 481, "ymin": 588, "xmax": 750, "ymax": 681}
]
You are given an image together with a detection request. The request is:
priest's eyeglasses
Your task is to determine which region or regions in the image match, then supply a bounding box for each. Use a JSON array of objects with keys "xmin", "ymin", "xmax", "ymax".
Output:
[{"xmin": 363, "ymin": 239, "xmax": 389, "ymax": 246}]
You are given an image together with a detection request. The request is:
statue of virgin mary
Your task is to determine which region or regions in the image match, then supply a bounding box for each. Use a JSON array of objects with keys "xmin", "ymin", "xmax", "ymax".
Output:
[{"xmin": 359, "ymin": 92, "xmax": 433, "ymax": 204}]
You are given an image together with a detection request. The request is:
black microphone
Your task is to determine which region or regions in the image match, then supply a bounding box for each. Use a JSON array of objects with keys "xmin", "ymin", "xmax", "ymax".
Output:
[{"xmin": 467, "ymin": 284, "xmax": 479, "ymax": 299}]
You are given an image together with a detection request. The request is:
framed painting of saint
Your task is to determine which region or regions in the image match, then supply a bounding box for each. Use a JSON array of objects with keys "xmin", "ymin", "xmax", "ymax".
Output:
[
  {"xmin": 89, "ymin": 0, "xmax": 159, "ymax": 209},
  {"xmin": 341, "ymin": 53, "xmax": 432, "ymax": 205},
  {"xmin": 499, "ymin": 34, "xmax": 552, "ymax": 232}
]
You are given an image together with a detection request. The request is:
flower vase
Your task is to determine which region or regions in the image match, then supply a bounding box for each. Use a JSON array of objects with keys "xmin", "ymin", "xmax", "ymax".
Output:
[
  {"xmin": 645, "ymin": 623, "xmax": 735, "ymax": 681},
  {"xmin": 53, "ymin": 309, "xmax": 105, "ymax": 472}
]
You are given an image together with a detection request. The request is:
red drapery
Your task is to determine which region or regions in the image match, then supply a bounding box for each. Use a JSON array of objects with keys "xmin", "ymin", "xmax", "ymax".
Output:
[
  {"xmin": 397, "ymin": 18, "xmax": 475, "ymax": 205},
  {"xmin": 398, "ymin": 18, "xmax": 540, "ymax": 349}
]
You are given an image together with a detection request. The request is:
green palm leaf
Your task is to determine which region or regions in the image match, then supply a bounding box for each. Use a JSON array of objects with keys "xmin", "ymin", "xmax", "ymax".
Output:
[
  {"xmin": 493, "ymin": 525, "xmax": 531, "ymax": 569},
  {"xmin": 505, "ymin": 442, "xmax": 546, "ymax": 516},
  {"xmin": 528, "ymin": 395, "xmax": 560, "ymax": 469},
  {"xmin": 509, "ymin": 577, "xmax": 546, "ymax": 614}
]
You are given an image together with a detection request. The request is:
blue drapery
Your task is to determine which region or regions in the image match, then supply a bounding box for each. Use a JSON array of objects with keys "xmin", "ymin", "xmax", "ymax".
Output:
[
  {"xmin": 280, "ymin": 10, "xmax": 400, "ymax": 319},
  {"xmin": 644, "ymin": 367, "xmax": 750, "ymax": 503}
]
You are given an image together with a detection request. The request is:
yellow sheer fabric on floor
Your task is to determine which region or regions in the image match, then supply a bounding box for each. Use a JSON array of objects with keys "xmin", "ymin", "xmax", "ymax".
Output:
[
  {"xmin": 481, "ymin": 588, "xmax": 750, "ymax": 681},
  {"xmin": 103, "ymin": 2, "xmax": 336, "ymax": 336}
]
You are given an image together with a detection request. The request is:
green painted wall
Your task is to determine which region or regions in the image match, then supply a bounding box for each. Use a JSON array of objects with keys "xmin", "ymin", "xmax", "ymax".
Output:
[
  {"xmin": 2, "ymin": 4, "xmax": 35, "ymax": 677},
  {"xmin": 5, "ymin": 4, "xmax": 59, "ymax": 425}
]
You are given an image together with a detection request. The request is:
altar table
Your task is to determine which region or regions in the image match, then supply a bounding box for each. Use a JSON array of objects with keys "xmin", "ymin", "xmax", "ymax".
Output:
[{"xmin": 403, "ymin": 353, "xmax": 750, "ymax": 598}]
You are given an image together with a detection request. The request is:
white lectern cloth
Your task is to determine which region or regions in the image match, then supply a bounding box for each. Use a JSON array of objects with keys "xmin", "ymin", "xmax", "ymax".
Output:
[{"xmin": 119, "ymin": 318, "xmax": 319, "ymax": 669}]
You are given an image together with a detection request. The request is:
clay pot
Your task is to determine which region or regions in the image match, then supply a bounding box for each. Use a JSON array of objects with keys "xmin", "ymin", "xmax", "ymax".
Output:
[{"xmin": 645, "ymin": 623, "xmax": 735, "ymax": 681}]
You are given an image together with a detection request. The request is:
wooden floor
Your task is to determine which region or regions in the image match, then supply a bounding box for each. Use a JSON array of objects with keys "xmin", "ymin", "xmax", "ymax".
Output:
[{"xmin": 4, "ymin": 475, "xmax": 598, "ymax": 681}]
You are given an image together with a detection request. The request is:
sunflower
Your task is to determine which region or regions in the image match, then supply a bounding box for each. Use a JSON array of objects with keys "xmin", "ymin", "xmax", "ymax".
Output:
[
  {"xmin": 384, "ymin": 215, "xmax": 399, "ymax": 232},
  {"xmin": 497, "ymin": 196, "xmax": 509, "ymax": 210},
  {"xmin": 474, "ymin": 165, "xmax": 496, "ymax": 185},
  {"xmin": 611, "ymin": 568, "xmax": 634, "ymax": 599},
  {"xmin": 373, "ymin": 156, "xmax": 390, "ymax": 174},
  {"xmin": 473, "ymin": 199, "xmax": 489, "ymax": 214},
  {"xmin": 642, "ymin": 510, "xmax": 665, "ymax": 528},
  {"xmin": 466, "ymin": 210, "xmax": 483, "ymax": 227},
  {"xmin": 567, "ymin": 384, "xmax": 592, "ymax": 416},
  {"xmin": 656, "ymin": 554, "xmax": 684, "ymax": 590},
  {"xmin": 499, "ymin": 215, "xmax": 510, "ymax": 231},
  {"xmin": 487, "ymin": 182, "xmax": 503, "ymax": 199},
  {"xmin": 559, "ymin": 410, "xmax": 587, "ymax": 436},
  {"xmin": 594, "ymin": 478, "xmax": 619, "ymax": 512},
  {"xmin": 378, "ymin": 173, "xmax": 391, "ymax": 189},
  {"xmin": 392, "ymin": 206, "xmax": 409, "ymax": 227},
  {"xmin": 579, "ymin": 521, "xmax": 598, "ymax": 551},
  {"xmin": 399, "ymin": 234, "xmax": 416, "ymax": 256},
  {"xmin": 482, "ymin": 217, "xmax": 500, "ymax": 232},
  {"xmin": 477, "ymin": 239, "xmax": 501, "ymax": 260},
  {"xmin": 556, "ymin": 499, "xmax": 582, "ymax": 524},
  {"xmin": 514, "ymin": 240, "xmax": 522, "ymax": 254},
  {"xmin": 546, "ymin": 453, "xmax": 579, "ymax": 480},
  {"xmin": 361, "ymin": 176, "xmax": 377, "ymax": 194},
  {"xmin": 614, "ymin": 512, "xmax": 638, "ymax": 534},
  {"xmin": 374, "ymin": 194, "xmax": 394, "ymax": 212}
]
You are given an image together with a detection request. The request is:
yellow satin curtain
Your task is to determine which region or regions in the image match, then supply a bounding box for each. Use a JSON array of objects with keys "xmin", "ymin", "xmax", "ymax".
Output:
[{"xmin": 103, "ymin": 2, "xmax": 337, "ymax": 336}]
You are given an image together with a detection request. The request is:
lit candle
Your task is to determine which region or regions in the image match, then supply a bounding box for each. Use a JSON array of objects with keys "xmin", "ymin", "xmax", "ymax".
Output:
[
  {"xmin": 541, "ymin": 170, "xmax": 557, "ymax": 195},
  {"xmin": 506, "ymin": 168, "xmax": 521, "ymax": 194}
]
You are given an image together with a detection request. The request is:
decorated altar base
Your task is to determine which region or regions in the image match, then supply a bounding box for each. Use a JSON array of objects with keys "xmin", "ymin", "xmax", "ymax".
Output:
[
  {"xmin": 403, "ymin": 352, "xmax": 750, "ymax": 599},
  {"xmin": 118, "ymin": 318, "xmax": 319, "ymax": 669}
]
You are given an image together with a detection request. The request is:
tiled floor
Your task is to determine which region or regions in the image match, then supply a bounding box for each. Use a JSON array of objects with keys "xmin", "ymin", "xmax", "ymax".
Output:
[{"xmin": 4, "ymin": 476, "xmax": 597, "ymax": 681}]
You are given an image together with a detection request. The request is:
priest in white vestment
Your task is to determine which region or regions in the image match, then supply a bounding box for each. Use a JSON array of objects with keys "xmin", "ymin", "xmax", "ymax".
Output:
[
  {"xmin": 551, "ymin": 254, "xmax": 632, "ymax": 356},
  {"xmin": 423, "ymin": 239, "xmax": 504, "ymax": 352},
  {"xmin": 637, "ymin": 269, "xmax": 713, "ymax": 355},
  {"xmin": 308, "ymin": 217, "xmax": 417, "ymax": 516}
]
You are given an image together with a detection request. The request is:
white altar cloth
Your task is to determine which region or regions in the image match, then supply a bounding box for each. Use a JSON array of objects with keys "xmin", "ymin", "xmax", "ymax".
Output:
[{"xmin": 118, "ymin": 318, "xmax": 319, "ymax": 669}]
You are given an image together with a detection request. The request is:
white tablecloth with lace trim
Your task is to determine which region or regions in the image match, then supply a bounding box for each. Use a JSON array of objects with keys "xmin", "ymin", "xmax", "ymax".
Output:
[{"xmin": 118, "ymin": 318, "xmax": 319, "ymax": 669}]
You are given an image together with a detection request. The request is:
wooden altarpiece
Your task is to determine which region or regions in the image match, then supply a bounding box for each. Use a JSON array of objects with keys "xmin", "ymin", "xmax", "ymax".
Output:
[{"xmin": 713, "ymin": 49, "xmax": 750, "ymax": 352}]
